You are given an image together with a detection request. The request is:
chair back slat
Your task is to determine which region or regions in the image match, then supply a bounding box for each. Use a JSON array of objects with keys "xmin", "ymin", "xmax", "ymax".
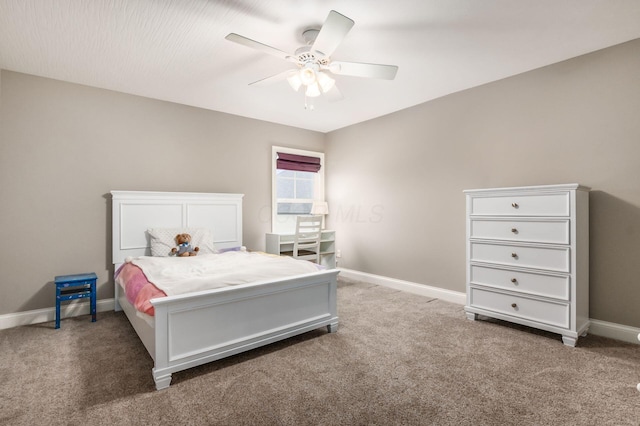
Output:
[{"xmin": 293, "ymin": 215, "xmax": 322, "ymax": 263}]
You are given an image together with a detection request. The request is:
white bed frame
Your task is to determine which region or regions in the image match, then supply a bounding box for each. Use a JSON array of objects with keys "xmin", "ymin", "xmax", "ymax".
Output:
[{"xmin": 111, "ymin": 191, "xmax": 339, "ymax": 390}]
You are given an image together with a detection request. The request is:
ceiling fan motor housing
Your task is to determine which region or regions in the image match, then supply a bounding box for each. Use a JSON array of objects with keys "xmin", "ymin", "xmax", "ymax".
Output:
[
  {"xmin": 302, "ymin": 28, "xmax": 320, "ymax": 44},
  {"xmin": 296, "ymin": 28, "xmax": 330, "ymax": 64}
]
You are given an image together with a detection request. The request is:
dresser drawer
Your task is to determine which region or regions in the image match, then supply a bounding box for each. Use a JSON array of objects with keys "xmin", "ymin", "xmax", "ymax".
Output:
[
  {"xmin": 469, "ymin": 287, "xmax": 570, "ymax": 329},
  {"xmin": 470, "ymin": 193, "xmax": 570, "ymax": 216},
  {"xmin": 470, "ymin": 242, "xmax": 570, "ymax": 272},
  {"xmin": 470, "ymin": 219, "xmax": 570, "ymax": 244},
  {"xmin": 470, "ymin": 265, "xmax": 569, "ymax": 300}
]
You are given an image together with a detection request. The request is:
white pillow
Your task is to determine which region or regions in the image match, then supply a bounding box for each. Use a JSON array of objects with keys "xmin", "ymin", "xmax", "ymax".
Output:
[{"xmin": 147, "ymin": 227, "xmax": 216, "ymax": 257}]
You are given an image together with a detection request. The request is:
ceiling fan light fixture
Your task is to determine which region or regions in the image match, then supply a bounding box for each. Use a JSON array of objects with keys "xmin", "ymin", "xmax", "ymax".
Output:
[
  {"xmin": 305, "ymin": 82, "xmax": 321, "ymax": 97},
  {"xmin": 287, "ymin": 71, "xmax": 302, "ymax": 92},
  {"xmin": 317, "ymin": 71, "xmax": 335, "ymax": 93}
]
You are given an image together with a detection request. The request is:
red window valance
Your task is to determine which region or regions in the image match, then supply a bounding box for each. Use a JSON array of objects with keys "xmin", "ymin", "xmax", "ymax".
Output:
[{"xmin": 276, "ymin": 152, "xmax": 321, "ymax": 173}]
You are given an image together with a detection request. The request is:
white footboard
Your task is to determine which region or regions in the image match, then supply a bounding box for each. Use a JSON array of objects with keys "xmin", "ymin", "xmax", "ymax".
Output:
[{"xmin": 150, "ymin": 269, "xmax": 339, "ymax": 390}]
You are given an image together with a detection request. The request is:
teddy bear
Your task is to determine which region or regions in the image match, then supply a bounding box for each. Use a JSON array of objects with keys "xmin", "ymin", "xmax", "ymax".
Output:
[{"xmin": 170, "ymin": 233, "xmax": 200, "ymax": 257}]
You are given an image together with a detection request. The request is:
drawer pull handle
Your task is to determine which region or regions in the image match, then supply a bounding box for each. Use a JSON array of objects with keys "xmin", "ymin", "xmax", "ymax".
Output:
[
  {"xmin": 511, "ymin": 202, "xmax": 519, "ymax": 208},
  {"xmin": 511, "ymin": 253, "xmax": 518, "ymax": 258},
  {"xmin": 511, "ymin": 278, "xmax": 517, "ymax": 283},
  {"xmin": 511, "ymin": 303, "xmax": 518, "ymax": 309},
  {"xmin": 511, "ymin": 228, "xmax": 518, "ymax": 233}
]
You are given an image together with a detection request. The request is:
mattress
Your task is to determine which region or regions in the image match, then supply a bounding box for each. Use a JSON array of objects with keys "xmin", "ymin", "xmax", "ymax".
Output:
[{"xmin": 115, "ymin": 251, "xmax": 321, "ymax": 316}]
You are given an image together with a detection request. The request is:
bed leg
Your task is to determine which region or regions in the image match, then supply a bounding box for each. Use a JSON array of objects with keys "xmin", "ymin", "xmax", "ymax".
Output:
[
  {"xmin": 327, "ymin": 322, "xmax": 339, "ymax": 333},
  {"xmin": 153, "ymin": 372, "xmax": 172, "ymax": 390}
]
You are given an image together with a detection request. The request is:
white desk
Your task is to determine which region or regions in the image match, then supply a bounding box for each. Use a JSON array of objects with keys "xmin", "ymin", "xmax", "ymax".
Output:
[{"xmin": 266, "ymin": 230, "xmax": 336, "ymax": 269}]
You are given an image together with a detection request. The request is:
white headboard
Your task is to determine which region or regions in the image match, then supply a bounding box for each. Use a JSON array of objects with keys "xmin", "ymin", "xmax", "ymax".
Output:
[{"xmin": 111, "ymin": 191, "xmax": 244, "ymax": 264}]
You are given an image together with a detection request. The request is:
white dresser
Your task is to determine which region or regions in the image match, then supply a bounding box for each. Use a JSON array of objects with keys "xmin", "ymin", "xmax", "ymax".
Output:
[{"xmin": 464, "ymin": 184, "xmax": 590, "ymax": 346}]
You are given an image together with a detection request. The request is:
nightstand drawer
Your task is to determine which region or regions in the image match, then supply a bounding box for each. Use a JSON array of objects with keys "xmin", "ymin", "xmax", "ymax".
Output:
[
  {"xmin": 470, "ymin": 219, "xmax": 570, "ymax": 244},
  {"xmin": 470, "ymin": 265, "xmax": 570, "ymax": 300},
  {"xmin": 470, "ymin": 192, "xmax": 570, "ymax": 216},
  {"xmin": 470, "ymin": 242, "xmax": 570, "ymax": 272},
  {"xmin": 469, "ymin": 287, "xmax": 570, "ymax": 329}
]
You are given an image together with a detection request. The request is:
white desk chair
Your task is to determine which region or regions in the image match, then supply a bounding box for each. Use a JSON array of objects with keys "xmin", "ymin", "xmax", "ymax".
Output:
[{"xmin": 292, "ymin": 215, "xmax": 322, "ymax": 264}]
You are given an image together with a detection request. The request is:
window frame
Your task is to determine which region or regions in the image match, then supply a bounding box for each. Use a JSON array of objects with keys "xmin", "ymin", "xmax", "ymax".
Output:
[{"xmin": 272, "ymin": 146, "xmax": 325, "ymax": 233}]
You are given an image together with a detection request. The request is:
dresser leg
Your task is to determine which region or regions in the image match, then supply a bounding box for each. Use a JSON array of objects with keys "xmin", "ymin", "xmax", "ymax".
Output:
[
  {"xmin": 465, "ymin": 312, "xmax": 477, "ymax": 321},
  {"xmin": 153, "ymin": 373, "xmax": 172, "ymax": 390},
  {"xmin": 562, "ymin": 335, "xmax": 577, "ymax": 347}
]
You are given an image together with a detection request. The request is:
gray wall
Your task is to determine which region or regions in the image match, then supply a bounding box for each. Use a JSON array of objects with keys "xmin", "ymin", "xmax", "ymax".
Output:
[
  {"xmin": 2, "ymin": 38, "xmax": 639, "ymax": 329},
  {"xmin": 325, "ymin": 38, "xmax": 640, "ymax": 327},
  {"xmin": 0, "ymin": 71, "xmax": 324, "ymax": 314}
]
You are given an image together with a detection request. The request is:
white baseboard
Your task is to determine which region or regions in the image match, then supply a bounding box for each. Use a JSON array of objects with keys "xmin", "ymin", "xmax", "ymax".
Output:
[
  {"xmin": 588, "ymin": 319, "xmax": 640, "ymax": 345},
  {"xmin": 339, "ymin": 268, "xmax": 467, "ymax": 305},
  {"xmin": 0, "ymin": 298, "xmax": 115, "ymax": 330},
  {"xmin": 338, "ymin": 268, "xmax": 640, "ymax": 345}
]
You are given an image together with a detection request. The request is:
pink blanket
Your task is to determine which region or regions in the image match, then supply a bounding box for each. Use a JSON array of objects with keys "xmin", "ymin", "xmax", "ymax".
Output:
[{"xmin": 115, "ymin": 263, "xmax": 165, "ymax": 316}]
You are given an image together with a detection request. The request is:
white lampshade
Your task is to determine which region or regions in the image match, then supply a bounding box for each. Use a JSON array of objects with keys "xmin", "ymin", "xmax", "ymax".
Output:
[
  {"xmin": 299, "ymin": 67, "xmax": 317, "ymax": 86},
  {"xmin": 290, "ymin": 65, "xmax": 334, "ymax": 106},
  {"xmin": 287, "ymin": 72, "xmax": 302, "ymax": 92},
  {"xmin": 316, "ymin": 71, "xmax": 335, "ymax": 93},
  {"xmin": 305, "ymin": 82, "xmax": 321, "ymax": 97},
  {"xmin": 311, "ymin": 201, "xmax": 329, "ymax": 215}
]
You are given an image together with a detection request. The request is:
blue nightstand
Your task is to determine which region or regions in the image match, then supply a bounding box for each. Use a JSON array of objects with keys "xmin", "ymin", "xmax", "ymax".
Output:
[{"xmin": 54, "ymin": 272, "xmax": 97, "ymax": 329}]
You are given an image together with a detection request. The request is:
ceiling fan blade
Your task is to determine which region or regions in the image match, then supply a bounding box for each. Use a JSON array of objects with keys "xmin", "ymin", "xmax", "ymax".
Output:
[
  {"xmin": 311, "ymin": 10, "xmax": 355, "ymax": 58},
  {"xmin": 329, "ymin": 61, "xmax": 398, "ymax": 80},
  {"xmin": 249, "ymin": 69, "xmax": 294, "ymax": 87},
  {"xmin": 324, "ymin": 85, "xmax": 344, "ymax": 102},
  {"xmin": 225, "ymin": 33, "xmax": 293, "ymax": 61}
]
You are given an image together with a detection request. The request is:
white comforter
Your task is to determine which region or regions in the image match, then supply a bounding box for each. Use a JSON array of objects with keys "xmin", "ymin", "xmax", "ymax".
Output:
[{"xmin": 128, "ymin": 251, "xmax": 320, "ymax": 296}]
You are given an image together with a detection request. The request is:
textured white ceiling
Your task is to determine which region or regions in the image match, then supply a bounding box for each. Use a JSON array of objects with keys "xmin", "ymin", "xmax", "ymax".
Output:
[{"xmin": 1, "ymin": 0, "xmax": 639, "ymax": 133}]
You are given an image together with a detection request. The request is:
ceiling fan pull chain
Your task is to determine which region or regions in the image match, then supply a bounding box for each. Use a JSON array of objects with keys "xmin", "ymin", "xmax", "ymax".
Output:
[{"xmin": 304, "ymin": 94, "xmax": 315, "ymax": 111}]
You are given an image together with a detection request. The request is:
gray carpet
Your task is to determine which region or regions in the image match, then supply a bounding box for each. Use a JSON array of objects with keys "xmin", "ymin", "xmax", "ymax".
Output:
[{"xmin": 1, "ymin": 280, "xmax": 640, "ymax": 425}]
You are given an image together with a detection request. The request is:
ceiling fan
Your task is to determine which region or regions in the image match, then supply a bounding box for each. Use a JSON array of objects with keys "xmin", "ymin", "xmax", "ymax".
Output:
[{"xmin": 225, "ymin": 10, "xmax": 398, "ymax": 108}]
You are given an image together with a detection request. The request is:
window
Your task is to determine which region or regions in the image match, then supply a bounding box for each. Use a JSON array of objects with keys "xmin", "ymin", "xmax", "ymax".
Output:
[
  {"xmin": 272, "ymin": 146, "xmax": 324, "ymax": 233},
  {"xmin": 276, "ymin": 169, "xmax": 316, "ymax": 214}
]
